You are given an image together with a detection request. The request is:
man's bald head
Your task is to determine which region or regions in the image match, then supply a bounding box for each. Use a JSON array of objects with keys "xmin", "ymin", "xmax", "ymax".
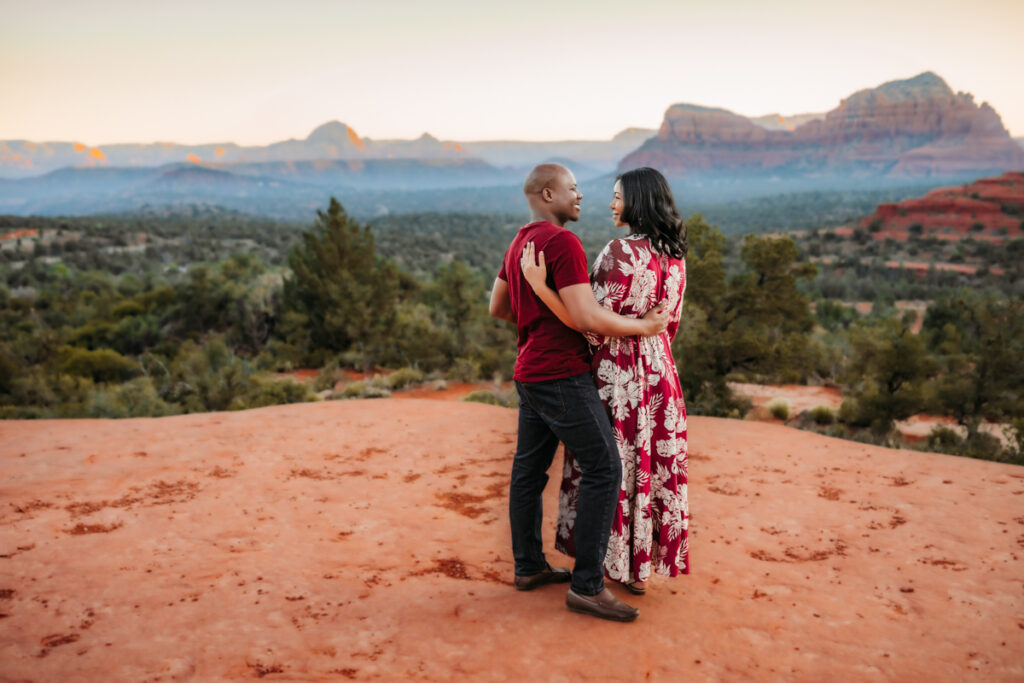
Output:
[
  {"xmin": 522, "ymin": 163, "xmax": 581, "ymax": 227},
  {"xmin": 523, "ymin": 163, "xmax": 572, "ymax": 196}
]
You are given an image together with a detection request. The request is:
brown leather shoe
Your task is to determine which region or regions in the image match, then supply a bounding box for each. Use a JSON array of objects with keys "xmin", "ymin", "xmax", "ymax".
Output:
[
  {"xmin": 566, "ymin": 587, "xmax": 639, "ymax": 622},
  {"xmin": 513, "ymin": 563, "xmax": 571, "ymax": 591}
]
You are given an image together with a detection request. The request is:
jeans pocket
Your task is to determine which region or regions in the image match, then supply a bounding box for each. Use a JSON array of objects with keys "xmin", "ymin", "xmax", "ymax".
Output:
[{"xmin": 519, "ymin": 380, "xmax": 566, "ymax": 421}]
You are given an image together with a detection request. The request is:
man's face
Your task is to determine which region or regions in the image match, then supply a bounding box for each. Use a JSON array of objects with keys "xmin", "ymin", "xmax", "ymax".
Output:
[{"xmin": 549, "ymin": 170, "xmax": 582, "ymax": 224}]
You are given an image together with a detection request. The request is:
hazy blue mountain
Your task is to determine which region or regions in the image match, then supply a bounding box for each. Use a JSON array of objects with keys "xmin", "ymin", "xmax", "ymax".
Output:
[{"xmin": 0, "ymin": 124, "xmax": 655, "ymax": 180}]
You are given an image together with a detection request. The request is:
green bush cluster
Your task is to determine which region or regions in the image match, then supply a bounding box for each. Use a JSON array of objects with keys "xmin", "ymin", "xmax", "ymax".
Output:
[
  {"xmin": 767, "ymin": 399, "xmax": 791, "ymax": 421},
  {"xmin": 340, "ymin": 380, "xmax": 391, "ymax": 400},
  {"xmin": 462, "ymin": 388, "xmax": 518, "ymax": 409},
  {"xmin": 807, "ymin": 405, "xmax": 836, "ymax": 425}
]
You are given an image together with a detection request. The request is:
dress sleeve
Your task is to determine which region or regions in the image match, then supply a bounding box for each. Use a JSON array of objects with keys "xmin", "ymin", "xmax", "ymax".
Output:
[
  {"xmin": 663, "ymin": 257, "xmax": 687, "ymax": 341},
  {"xmin": 584, "ymin": 238, "xmax": 659, "ymax": 346}
]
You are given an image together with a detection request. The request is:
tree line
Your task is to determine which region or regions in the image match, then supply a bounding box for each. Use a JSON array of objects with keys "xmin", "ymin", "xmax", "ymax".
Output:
[{"xmin": 0, "ymin": 199, "xmax": 1021, "ymax": 464}]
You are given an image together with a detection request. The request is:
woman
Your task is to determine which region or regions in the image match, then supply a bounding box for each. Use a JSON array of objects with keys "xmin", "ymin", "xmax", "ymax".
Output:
[{"xmin": 520, "ymin": 167, "xmax": 689, "ymax": 594}]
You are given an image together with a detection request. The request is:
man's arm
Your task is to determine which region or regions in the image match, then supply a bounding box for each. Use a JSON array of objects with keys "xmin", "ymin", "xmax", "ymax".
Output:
[
  {"xmin": 488, "ymin": 277, "xmax": 516, "ymax": 323},
  {"xmin": 559, "ymin": 283, "xmax": 667, "ymax": 337}
]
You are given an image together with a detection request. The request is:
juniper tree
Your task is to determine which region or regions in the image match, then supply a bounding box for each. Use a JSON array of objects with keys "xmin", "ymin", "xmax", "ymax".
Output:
[
  {"xmin": 839, "ymin": 318, "xmax": 935, "ymax": 436},
  {"xmin": 284, "ymin": 198, "xmax": 400, "ymax": 362},
  {"xmin": 923, "ymin": 291, "xmax": 1024, "ymax": 444},
  {"xmin": 673, "ymin": 217, "xmax": 818, "ymax": 415}
]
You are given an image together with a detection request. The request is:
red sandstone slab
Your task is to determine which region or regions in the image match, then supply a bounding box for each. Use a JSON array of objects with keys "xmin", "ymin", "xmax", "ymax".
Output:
[{"xmin": 1, "ymin": 400, "xmax": 1022, "ymax": 680}]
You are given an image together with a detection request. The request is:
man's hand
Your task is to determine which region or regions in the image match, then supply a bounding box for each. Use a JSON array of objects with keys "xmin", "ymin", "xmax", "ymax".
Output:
[{"xmin": 641, "ymin": 302, "xmax": 670, "ymax": 337}]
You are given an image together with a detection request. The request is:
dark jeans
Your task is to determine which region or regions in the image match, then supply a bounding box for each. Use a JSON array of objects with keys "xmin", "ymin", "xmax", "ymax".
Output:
[{"xmin": 511, "ymin": 372, "xmax": 621, "ymax": 596}]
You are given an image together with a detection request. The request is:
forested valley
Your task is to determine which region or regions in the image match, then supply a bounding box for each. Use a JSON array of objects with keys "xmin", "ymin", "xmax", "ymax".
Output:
[{"xmin": 1, "ymin": 201, "xmax": 1021, "ymax": 464}]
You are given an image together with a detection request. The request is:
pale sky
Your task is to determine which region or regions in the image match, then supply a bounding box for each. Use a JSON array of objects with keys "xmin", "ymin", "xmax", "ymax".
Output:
[{"xmin": 2, "ymin": 0, "xmax": 1022, "ymax": 146}]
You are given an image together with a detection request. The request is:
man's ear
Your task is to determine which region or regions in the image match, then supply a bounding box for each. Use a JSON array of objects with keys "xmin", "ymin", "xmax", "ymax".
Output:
[{"xmin": 541, "ymin": 187, "xmax": 553, "ymax": 202}]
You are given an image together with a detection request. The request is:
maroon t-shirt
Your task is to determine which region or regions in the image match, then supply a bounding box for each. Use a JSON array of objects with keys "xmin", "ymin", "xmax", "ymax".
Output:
[{"xmin": 498, "ymin": 221, "xmax": 591, "ymax": 382}]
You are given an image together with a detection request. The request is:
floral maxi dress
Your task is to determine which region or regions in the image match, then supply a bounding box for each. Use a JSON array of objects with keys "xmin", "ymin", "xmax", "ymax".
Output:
[{"xmin": 555, "ymin": 234, "xmax": 690, "ymax": 582}]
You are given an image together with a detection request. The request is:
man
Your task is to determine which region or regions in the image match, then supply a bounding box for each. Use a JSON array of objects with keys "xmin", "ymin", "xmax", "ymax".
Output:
[{"xmin": 489, "ymin": 163, "xmax": 668, "ymax": 622}]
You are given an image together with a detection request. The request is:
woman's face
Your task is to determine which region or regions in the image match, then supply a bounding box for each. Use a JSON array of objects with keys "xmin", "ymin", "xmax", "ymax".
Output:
[{"xmin": 609, "ymin": 180, "xmax": 627, "ymax": 228}]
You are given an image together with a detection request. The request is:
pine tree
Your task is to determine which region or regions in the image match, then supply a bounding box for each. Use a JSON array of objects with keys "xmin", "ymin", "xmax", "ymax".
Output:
[{"xmin": 283, "ymin": 198, "xmax": 399, "ymax": 361}]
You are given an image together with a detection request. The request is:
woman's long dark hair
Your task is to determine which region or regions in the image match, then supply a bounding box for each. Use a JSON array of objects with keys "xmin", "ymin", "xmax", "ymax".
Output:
[{"xmin": 617, "ymin": 167, "xmax": 688, "ymax": 259}]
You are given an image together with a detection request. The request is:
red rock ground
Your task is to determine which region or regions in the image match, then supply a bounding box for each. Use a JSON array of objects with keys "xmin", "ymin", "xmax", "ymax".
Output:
[{"xmin": 1, "ymin": 400, "xmax": 1022, "ymax": 680}]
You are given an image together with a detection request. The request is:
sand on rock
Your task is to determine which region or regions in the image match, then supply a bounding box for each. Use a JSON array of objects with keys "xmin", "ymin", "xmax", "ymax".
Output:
[{"xmin": 1, "ymin": 399, "xmax": 1022, "ymax": 680}]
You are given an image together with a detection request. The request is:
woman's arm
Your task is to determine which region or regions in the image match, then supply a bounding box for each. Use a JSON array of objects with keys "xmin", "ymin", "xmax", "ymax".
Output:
[
  {"xmin": 520, "ymin": 242, "xmax": 667, "ymax": 337},
  {"xmin": 520, "ymin": 242, "xmax": 579, "ymax": 331}
]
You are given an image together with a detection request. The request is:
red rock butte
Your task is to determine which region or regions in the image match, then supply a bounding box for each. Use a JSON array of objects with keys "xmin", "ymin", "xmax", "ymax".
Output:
[
  {"xmin": 1, "ymin": 399, "xmax": 1022, "ymax": 680},
  {"xmin": 624, "ymin": 72, "xmax": 1024, "ymax": 178}
]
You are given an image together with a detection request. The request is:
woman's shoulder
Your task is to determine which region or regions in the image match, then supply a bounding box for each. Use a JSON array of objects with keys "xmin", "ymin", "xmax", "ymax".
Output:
[{"xmin": 604, "ymin": 234, "xmax": 653, "ymax": 253}]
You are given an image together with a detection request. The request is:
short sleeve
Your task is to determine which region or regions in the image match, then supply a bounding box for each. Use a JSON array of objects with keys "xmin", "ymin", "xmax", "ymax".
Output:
[
  {"xmin": 497, "ymin": 258, "xmax": 507, "ymax": 282},
  {"xmin": 547, "ymin": 231, "xmax": 590, "ymax": 291}
]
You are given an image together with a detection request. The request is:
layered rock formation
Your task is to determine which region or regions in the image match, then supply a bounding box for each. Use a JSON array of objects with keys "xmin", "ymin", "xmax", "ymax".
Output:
[
  {"xmin": 858, "ymin": 171, "xmax": 1024, "ymax": 241},
  {"xmin": 623, "ymin": 72, "xmax": 1024, "ymax": 178}
]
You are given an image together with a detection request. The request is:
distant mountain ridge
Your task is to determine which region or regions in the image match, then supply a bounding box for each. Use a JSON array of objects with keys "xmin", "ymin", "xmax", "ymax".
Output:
[
  {"xmin": 0, "ymin": 156, "xmax": 527, "ymax": 217},
  {"xmin": 2, "ymin": 71, "xmax": 1022, "ymax": 219},
  {"xmin": 623, "ymin": 72, "xmax": 1024, "ymax": 178},
  {"xmin": 3, "ymin": 71, "xmax": 1020, "ymax": 187},
  {"xmin": 0, "ymin": 124, "xmax": 656, "ymax": 180}
]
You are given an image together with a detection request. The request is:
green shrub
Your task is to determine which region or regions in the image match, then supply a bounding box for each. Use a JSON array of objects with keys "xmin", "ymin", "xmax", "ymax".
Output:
[
  {"xmin": 0, "ymin": 346, "xmax": 19, "ymax": 395},
  {"xmin": 8, "ymin": 370, "xmax": 96, "ymax": 410},
  {"xmin": 313, "ymin": 359, "xmax": 345, "ymax": 392},
  {"xmin": 111, "ymin": 300, "xmax": 146, "ymax": 317},
  {"xmin": 448, "ymin": 357, "xmax": 481, "ymax": 383},
  {"xmin": 463, "ymin": 388, "xmax": 518, "ymax": 408},
  {"xmin": 340, "ymin": 380, "xmax": 391, "ymax": 399},
  {"xmin": 382, "ymin": 366, "xmax": 424, "ymax": 390},
  {"xmin": 85, "ymin": 376, "xmax": 180, "ymax": 418},
  {"xmin": 255, "ymin": 340, "xmax": 303, "ymax": 372},
  {"xmin": 67, "ymin": 320, "xmax": 116, "ymax": 349},
  {"xmin": 961, "ymin": 431, "xmax": 1002, "ymax": 461},
  {"xmin": 767, "ymin": 398, "xmax": 791, "ymax": 421},
  {"xmin": 59, "ymin": 346, "xmax": 140, "ymax": 383},
  {"xmin": 927, "ymin": 425, "xmax": 962, "ymax": 453},
  {"xmin": 807, "ymin": 404, "xmax": 836, "ymax": 425},
  {"xmin": 0, "ymin": 405, "xmax": 56, "ymax": 419},
  {"xmin": 234, "ymin": 378, "xmax": 315, "ymax": 410},
  {"xmin": 163, "ymin": 338, "xmax": 254, "ymax": 412}
]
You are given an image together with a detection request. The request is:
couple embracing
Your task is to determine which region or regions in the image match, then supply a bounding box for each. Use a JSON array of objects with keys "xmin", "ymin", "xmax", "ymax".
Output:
[{"xmin": 489, "ymin": 163, "xmax": 689, "ymax": 622}]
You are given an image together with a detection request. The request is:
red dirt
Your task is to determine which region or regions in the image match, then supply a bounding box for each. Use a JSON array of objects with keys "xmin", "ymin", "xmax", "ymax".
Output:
[{"xmin": 2, "ymin": 400, "xmax": 1021, "ymax": 679}]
